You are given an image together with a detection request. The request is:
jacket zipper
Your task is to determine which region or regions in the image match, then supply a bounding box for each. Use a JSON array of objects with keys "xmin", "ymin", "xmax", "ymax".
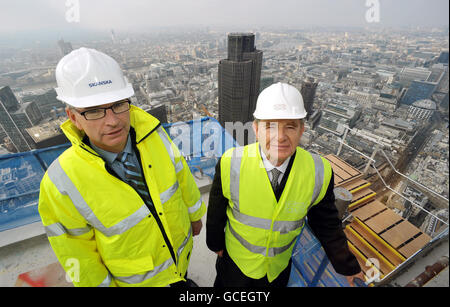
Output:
[
  {"xmin": 131, "ymin": 126, "xmax": 178, "ymax": 267},
  {"xmin": 132, "ymin": 141, "xmax": 178, "ymax": 267}
]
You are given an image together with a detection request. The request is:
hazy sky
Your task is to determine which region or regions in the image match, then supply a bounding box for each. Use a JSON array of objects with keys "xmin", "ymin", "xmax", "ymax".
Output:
[{"xmin": 0, "ymin": 0, "xmax": 448, "ymax": 41}]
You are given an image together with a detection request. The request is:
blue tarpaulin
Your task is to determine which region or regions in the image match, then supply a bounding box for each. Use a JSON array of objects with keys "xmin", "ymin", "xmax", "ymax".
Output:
[{"xmin": 0, "ymin": 117, "xmax": 235, "ymax": 232}]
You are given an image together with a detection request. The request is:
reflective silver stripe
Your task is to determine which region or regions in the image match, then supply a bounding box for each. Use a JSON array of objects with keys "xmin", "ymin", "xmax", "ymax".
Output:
[
  {"xmin": 157, "ymin": 127, "xmax": 175, "ymax": 163},
  {"xmin": 97, "ymin": 272, "xmax": 113, "ymax": 287},
  {"xmin": 230, "ymin": 146, "xmax": 244, "ymax": 211},
  {"xmin": 47, "ymin": 159, "xmax": 150, "ymax": 237},
  {"xmin": 274, "ymin": 218, "xmax": 304, "ymax": 234},
  {"xmin": 188, "ymin": 198, "xmax": 202, "ymax": 214},
  {"xmin": 157, "ymin": 126, "xmax": 183, "ymax": 173},
  {"xmin": 175, "ymin": 161, "xmax": 183, "ymax": 173},
  {"xmin": 160, "ymin": 181, "xmax": 179, "ymax": 205},
  {"xmin": 310, "ymin": 154, "xmax": 325, "ymax": 206},
  {"xmin": 177, "ymin": 227, "xmax": 192, "ymax": 257},
  {"xmin": 232, "ymin": 208, "xmax": 271, "ymax": 230},
  {"xmin": 45, "ymin": 222, "xmax": 92, "ymax": 237},
  {"xmin": 228, "ymin": 223, "xmax": 297, "ymax": 257},
  {"xmin": 115, "ymin": 258, "xmax": 174, "ymax": 284},
  {"xmin": 231, "ymin": 207, "xmax": 304, "ymax": 234},
  {"xmin": 115, "ymin": 228, "xmax": 192, "ymax": 285}
]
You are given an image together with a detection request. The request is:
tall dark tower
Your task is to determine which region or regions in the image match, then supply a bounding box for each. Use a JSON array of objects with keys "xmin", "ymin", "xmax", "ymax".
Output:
[
  {"xmin": 57, "ymin": 39, "xmax": 73, "ymax": 57},
  {"xmin": 218, "ymin": 33, "xmax": 263, "ymax": 144},
  {"xmin": 300, "ymin": 78, "xmax": 318, "ymax": 120},
  {"xmin": 0, "ymin": 86, "xmax": 32, "ymax": 152}
]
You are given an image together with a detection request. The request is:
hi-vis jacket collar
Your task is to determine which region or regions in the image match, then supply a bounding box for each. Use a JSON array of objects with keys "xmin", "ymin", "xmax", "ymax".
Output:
[{"xmin": 61, "ymin": 105, "xmax": 161, "ymax": 153}]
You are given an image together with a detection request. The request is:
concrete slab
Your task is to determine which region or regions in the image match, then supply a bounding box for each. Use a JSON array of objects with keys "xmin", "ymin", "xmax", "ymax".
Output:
[
  {"xmin": 0, "ymin": 234, "xmax": 57, "ymax": 287},
  {"xmin": 0, "ymin": 189, "xmax": 217, "ymax": 287},
  {"xmin": 187, "ymin": 191, "xmax": 217, "ymax": 287},
  {"xmin": 387, "ymin": 238, "xmax": 449, "ymax": 287},
  {"xmin": 424, "ymin": 266, "xmax": 449, "ymax": 287}
]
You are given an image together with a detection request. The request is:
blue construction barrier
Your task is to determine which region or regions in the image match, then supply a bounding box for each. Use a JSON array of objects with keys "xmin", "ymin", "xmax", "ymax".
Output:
[
  {"xmin": 0, "ymin": 144, "xmax": 70, "ymax": 232},
  {"xmin": 288, "ymin": 223, "xmax": 356, "ymax": 287},
  {"xmin": 0, "ymin": 117, "xmax": 236, "ymax": 233}
]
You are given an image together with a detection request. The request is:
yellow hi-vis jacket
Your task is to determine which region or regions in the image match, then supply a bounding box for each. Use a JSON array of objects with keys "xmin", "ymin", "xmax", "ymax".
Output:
[
  {"xmin": 220, "ymin": 143, "xmax": 332, "ymax": 282},
  {"xmin": 38, "ymin": 106, "xmax": 206, "ymax": 287}
]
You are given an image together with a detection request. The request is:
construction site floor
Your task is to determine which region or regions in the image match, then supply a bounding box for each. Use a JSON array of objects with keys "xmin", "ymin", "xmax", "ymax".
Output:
[
  {"xmin": 0, "ymin": 193, "xmax": 217, "ymax": 287},
  {"xmin": 1, "ymin": 184, "xmax": 448, "ymax": 287}
]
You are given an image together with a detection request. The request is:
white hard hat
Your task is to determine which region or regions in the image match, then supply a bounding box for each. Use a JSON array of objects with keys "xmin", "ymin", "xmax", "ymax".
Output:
[
  {"xmin": 55, "ymin": 47, "xmax": 134, "ymax": 108},
  {"xmin": 253, "ymin": 82, "xmax": 307, "ymax": 120}
]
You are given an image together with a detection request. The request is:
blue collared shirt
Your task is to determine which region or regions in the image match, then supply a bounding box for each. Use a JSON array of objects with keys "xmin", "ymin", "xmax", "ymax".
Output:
[{"xmin": 90, "ymin": 134, "xmax": 143, "ymax": 181}]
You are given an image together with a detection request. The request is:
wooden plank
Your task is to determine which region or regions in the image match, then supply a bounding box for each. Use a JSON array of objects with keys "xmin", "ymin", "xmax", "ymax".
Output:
[
  {"xmin": 349, "ymin": 222, "xmax": 404, "ymax": 266},
  {"xmin": 349, "ymin": 192, "xmax": 377, "ymax": 211},
  {"xmin": 351, "ymin": 200, "xmax": 386, "ymax": 221},
  {"xmin": 350, "ymin": 188, "xmax": 376, "ymax": 204},
  {"xmin": 344, "ymin": 228, "xmax": 393, "ymax": 275},
  {"xmin": 398, "ymin": 233, "xmax": 431, "ymax": 258},
  {"xmin": 380, "ymin": 221, "xmax": 422, "ymax": 249},
  {"xmin": 325, "ymin": 155, "xmax": 361, "ymax": 177},
  {"xmin": 365, "ymin": 209, "xmax": 403, "ymax": 234},
  {"xmin": 332, "ymin": 171, "xmax": 346, "ymax": 185},
  {"xmin": 341, "ymin": 179, "xmax": 370, "ymax": 192},
  {"xmin": 330, "ymin": 164, "xmax": 352, "ymax": 184}
]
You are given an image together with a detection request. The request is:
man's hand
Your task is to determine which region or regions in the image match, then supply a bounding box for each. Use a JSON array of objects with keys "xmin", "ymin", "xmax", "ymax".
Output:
[
  {"xmin": 215, "ymin": 250, "xmax": 224, "ymax": 257},
  {"xmin": 346, "ymin": 271, "xmax": 366, "ymax": 287},
  {"xmin": 191, "ymin": 220, "xmax": 203, "ymax": 236}
]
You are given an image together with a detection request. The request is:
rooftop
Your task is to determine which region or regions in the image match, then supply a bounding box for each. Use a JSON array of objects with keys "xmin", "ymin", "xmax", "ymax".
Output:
[{"xmin": 0, "ymin": 117, "xmax": 448, "ymax": 287}]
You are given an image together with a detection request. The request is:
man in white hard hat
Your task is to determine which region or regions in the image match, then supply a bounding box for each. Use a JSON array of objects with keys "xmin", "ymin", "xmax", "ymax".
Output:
[
  {"xmin": 207, "ymin": 82, "xmax": 364, "ymax": 287},
  {"xmin": 38, "ymin": 48, "xmax": 205, "ymax": 287}
]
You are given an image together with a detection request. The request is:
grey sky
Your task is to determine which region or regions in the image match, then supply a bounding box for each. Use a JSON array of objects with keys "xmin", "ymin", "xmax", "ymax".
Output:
[{"xmin": 0, "ymin": 0, "xmax": 448, "ymax": 36}]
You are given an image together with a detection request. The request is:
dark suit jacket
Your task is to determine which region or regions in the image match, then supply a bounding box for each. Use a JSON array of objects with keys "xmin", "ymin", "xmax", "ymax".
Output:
[{"xmin": 206, "ymin": 152, "xmax": 361, "ymax": 276}]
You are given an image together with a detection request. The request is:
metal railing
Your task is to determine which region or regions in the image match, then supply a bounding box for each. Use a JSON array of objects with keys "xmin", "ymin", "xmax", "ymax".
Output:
[{"xmin": 336, "ymin": 125, "xmax": 449, "ymax": 227}]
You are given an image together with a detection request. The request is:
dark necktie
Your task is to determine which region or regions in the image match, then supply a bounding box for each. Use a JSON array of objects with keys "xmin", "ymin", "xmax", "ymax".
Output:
[
  {"xmin": 270, "ymin": 168, "xmax": 282, "ymax": 191},
  {"xmin": 117, "ymin": 151, "xmax": 153, "ymax": 207}
]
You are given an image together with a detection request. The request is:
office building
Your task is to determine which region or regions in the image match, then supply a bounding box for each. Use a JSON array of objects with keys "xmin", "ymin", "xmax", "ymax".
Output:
[
  {"xmin": 146, "ymin": 72, "xmax": 161, "ymax": 93},
  {"xmin": 408, "ymin": 99, "xmax": 436, "ymax": 121},
  {"xmin": 401, "ymin": 80, "xmax": 437, "ymax": 105},
  {"xmin": 25, "ymin": 117, "xmax": 68, "ymax": 149},
  {"xmin": 0, "ymin": 86, "xmax": 33, "ymax": 152},
  {"xmin": 218, "ymin": 33, "xmax": 263, "ymax": 140},
  {"xmin": 146, "ymin": 105, "xmax": 168, "ymax": 124},
  {"xmin": 301, "ymin": 78, "xmax": 318, "ymax": 120},
  {"xmin": 21, "ymin": 89, "xmax": 65, "ymax": 118},
  {"xmin": 399, "ymin": 67, "xmax": 431, "ymax": 87},
  {"xmin": 57, "ymin": 39, "xmax": 73, "ymax": 57},
  {"xmin": 437, "ymin": 51, "xmax": 449, "ymax": 64},
  {"xmin": 0, "ymin": 85, "xmax": 19, "ymax": 112}
]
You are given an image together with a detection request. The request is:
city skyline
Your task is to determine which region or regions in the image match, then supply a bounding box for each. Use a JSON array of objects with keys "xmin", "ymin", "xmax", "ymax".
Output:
[
  {"xmin": 0, "ymin": 0, "xmax": 449, "ymax": 46},
  {"xmin": 0, "ymin": 9, "xmax": 448, "ymax": 286}
]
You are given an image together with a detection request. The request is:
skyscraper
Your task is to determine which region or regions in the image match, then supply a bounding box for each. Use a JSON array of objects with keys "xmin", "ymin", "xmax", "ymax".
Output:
[
  {"xmin": 0, "ymin": 86, "xmax": 32, "ymax": 152},
  {"xmin": 218, "ymin": 33, "xmax": 263, "ymax": 139},
  {"xmin": 437, "ymin": 51, "xmax": 449, "ymax": 64},
  {"xmin": 401, "ymin": 80, "xmax": 437, "ymax": 106},
  {"xmin": 301, "ymin": 78, "xmax": 318, "ymax": 120},
  {"xmin": 57, "ymin": 39, "xmax": 73, "ymax": 57}
]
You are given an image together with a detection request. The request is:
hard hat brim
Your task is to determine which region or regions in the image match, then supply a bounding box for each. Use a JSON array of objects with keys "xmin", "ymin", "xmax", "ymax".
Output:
[
  {"xmin": 253, "ymin": 111, "xmax": 308, "ymax": 120},
  {"xmin": 56, "ymin": 83, "xmax": 135, "ymax": 108}
]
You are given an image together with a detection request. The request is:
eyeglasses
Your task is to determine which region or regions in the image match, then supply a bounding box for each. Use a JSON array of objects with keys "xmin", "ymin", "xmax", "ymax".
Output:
[{"xmin": 77, "ymin": 100, "xmax": 131, "ymax": 120}]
